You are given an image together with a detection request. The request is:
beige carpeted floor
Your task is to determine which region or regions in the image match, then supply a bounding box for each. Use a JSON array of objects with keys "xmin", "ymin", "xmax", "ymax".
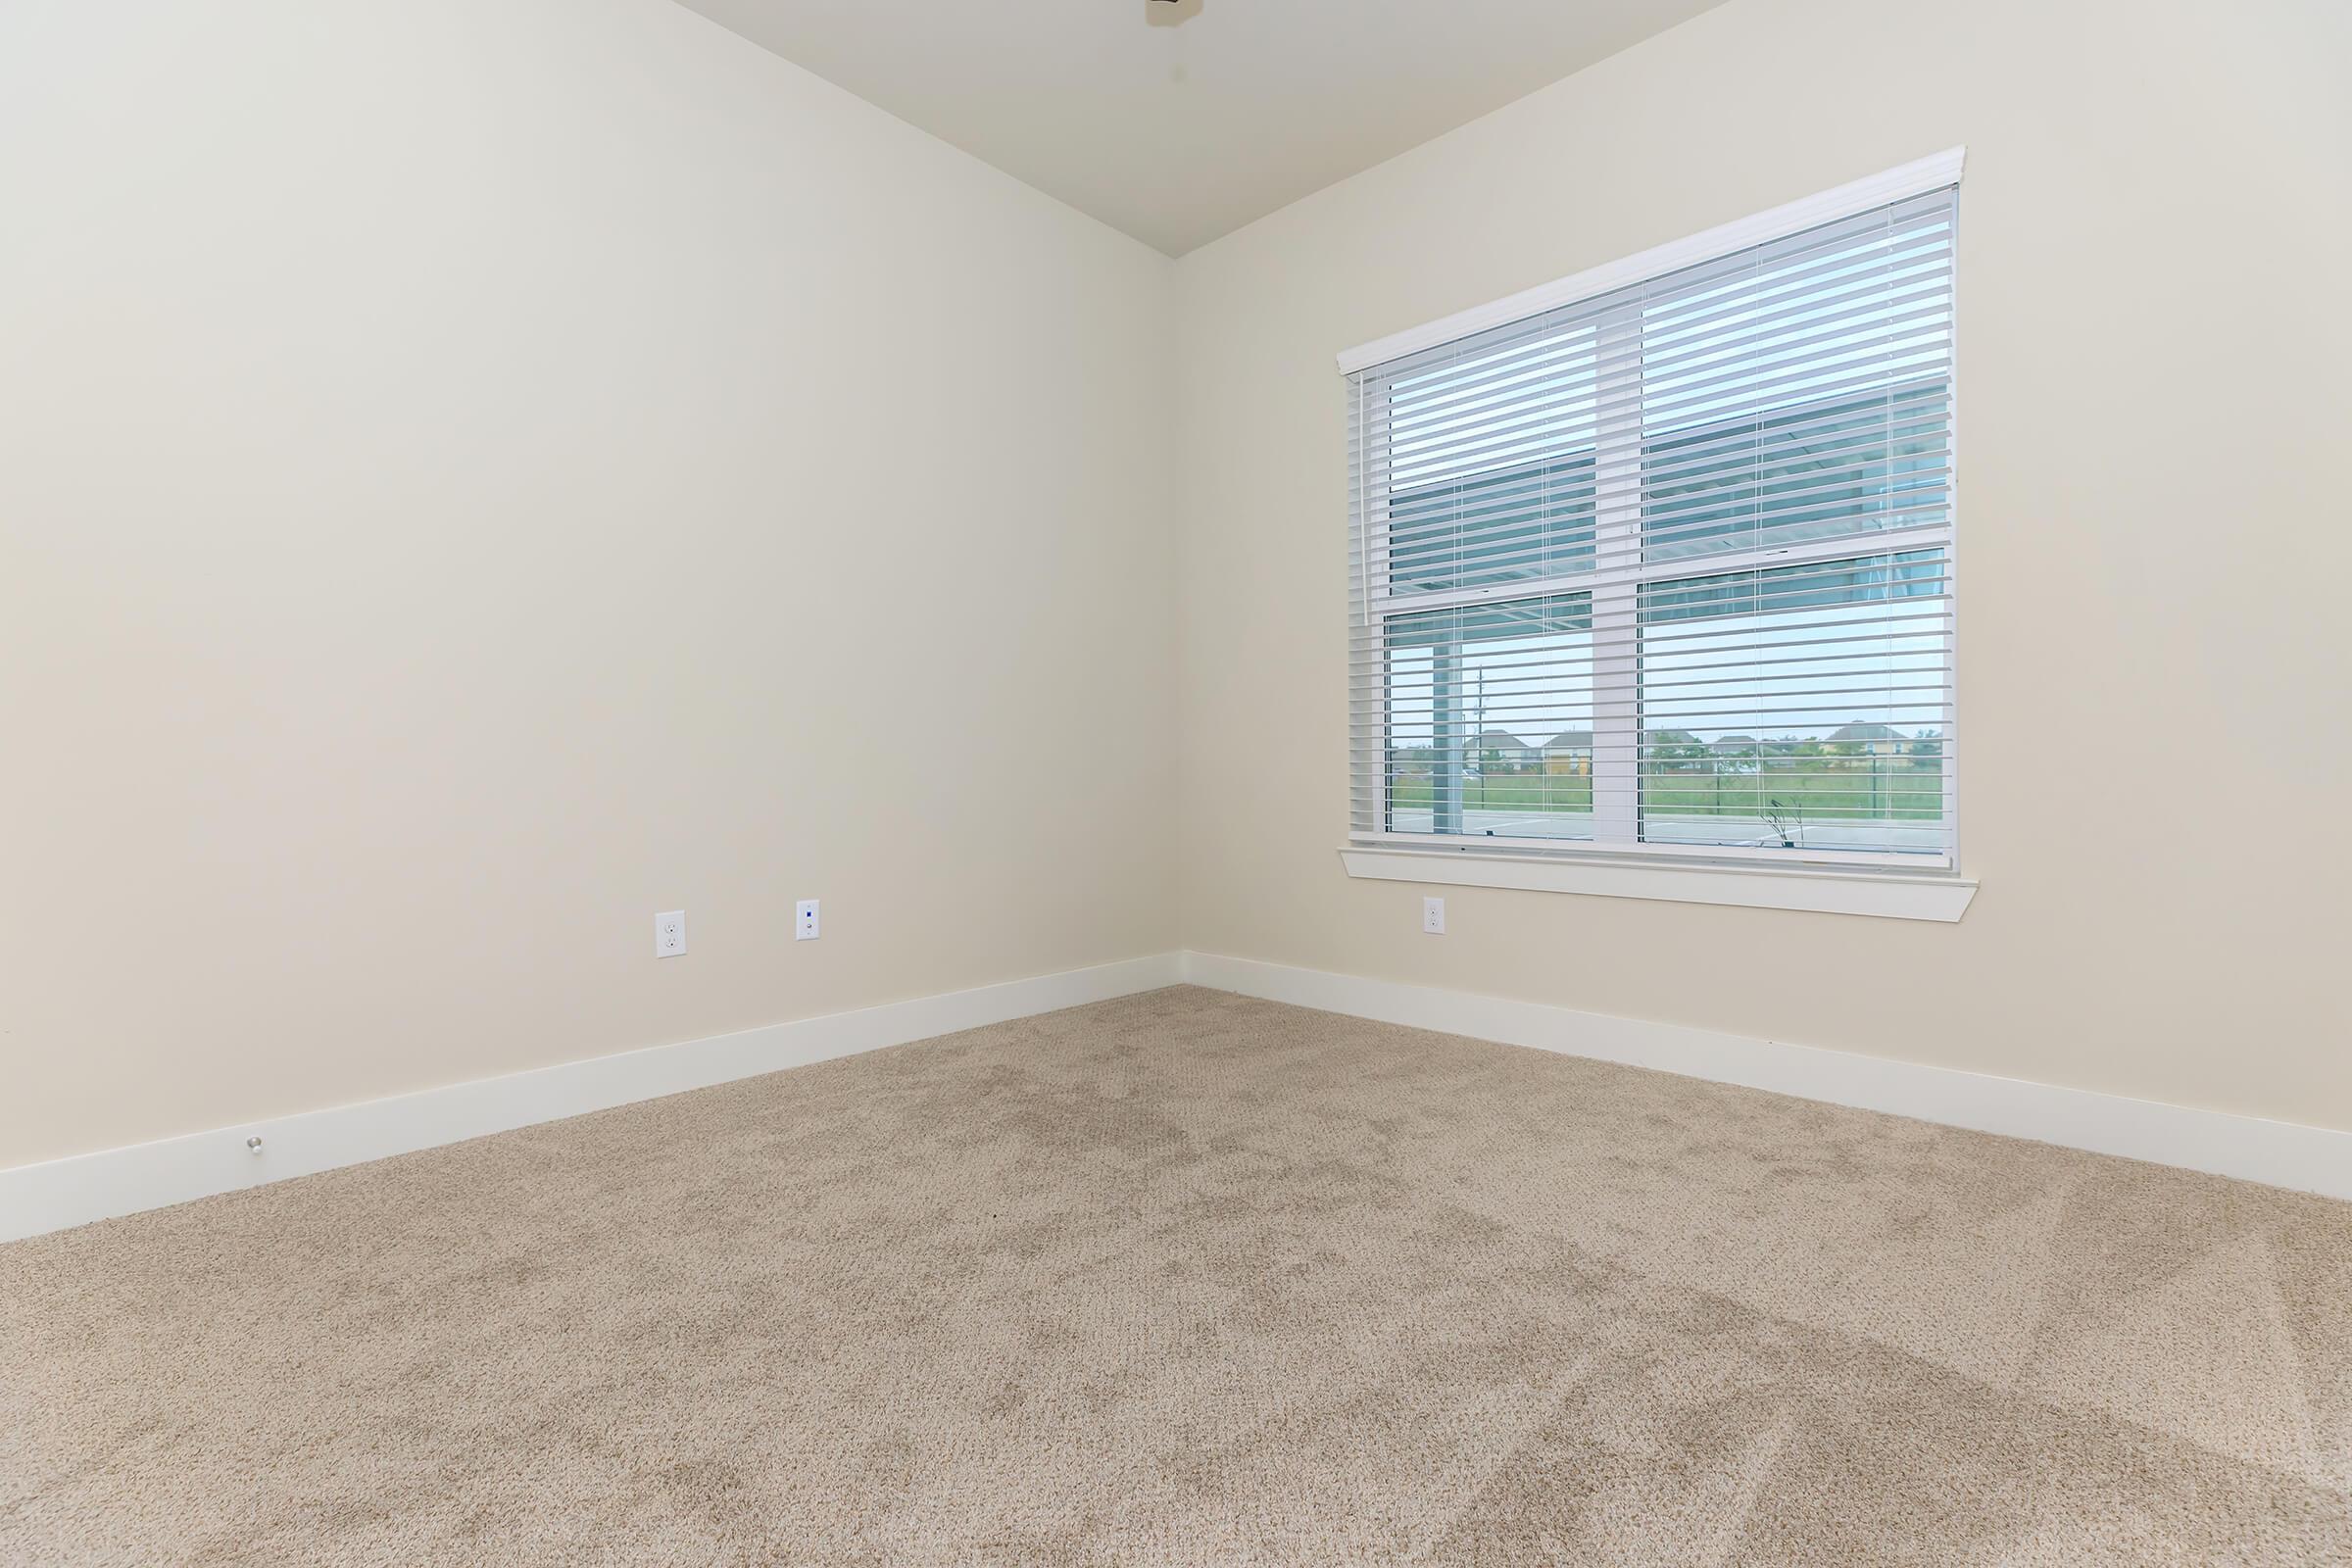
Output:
[{"xmin": 3, "ymin": 987, "xmax": 2348, "ymax": 1565}]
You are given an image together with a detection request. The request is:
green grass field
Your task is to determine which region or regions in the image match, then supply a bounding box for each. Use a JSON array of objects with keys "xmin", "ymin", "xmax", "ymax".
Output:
[{"xmin": 1391, "ymin": 760, "xmax": 1945, "ymax": 821}]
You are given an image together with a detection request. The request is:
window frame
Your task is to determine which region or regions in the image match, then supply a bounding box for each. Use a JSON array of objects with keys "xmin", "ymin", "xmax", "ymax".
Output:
[{"xmin": 1341, "ymin": 151, "xmax": 1972, "ymax": 918}]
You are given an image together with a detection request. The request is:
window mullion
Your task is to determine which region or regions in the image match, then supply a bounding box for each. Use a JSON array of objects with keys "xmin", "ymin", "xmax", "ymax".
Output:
[
  {"xmin": 1357, "ymin": 379, "xmax": 1396, "ymax": 839},
  {"xmin": 1591, "ymin": 306, "xmax": 1643, "ymax": 845}
]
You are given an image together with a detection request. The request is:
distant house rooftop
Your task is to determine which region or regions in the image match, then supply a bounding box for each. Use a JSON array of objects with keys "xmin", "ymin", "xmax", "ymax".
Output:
[{"xmin": 1827, "ymin": 721, "xmax": 1903, "ymax": 743}]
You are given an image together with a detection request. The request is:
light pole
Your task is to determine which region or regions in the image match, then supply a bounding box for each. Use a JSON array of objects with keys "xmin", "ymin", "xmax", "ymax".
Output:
[
  {"xmin": 1433, "ymin": 644, "xmax": 1463, "ymax": 835},
  {"xmin": 1471, "ymin": 666, "xmax": 1486, "ymax": 814}
]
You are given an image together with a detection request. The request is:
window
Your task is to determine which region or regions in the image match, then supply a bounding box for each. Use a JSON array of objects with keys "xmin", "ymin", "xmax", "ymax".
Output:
[{"xmin": 1346, "ymin": 160, "xmax": 1962, "ymax": 906}]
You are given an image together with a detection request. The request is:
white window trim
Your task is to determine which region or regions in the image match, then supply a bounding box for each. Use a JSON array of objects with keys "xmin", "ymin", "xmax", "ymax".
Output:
[
  {"xmin": 1340, "ymin": 846, "xmax": 1978, "ymax": 923},
  {"xmin": 1341, "ymin": 149, "xmax": 1972, "ymax": 919}
]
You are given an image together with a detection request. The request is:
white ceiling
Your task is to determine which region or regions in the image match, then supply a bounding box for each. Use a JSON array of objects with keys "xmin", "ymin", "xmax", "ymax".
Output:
[{"xmin": 672, "ymin": 0, "xmax": 1726, "ymax": 256}]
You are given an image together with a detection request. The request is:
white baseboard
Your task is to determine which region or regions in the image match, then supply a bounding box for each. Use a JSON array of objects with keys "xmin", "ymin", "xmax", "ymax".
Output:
[
  {"xmin": 0, "ymin": 953, "xmax": 1184, "ymax": 1244},
  {"xmin": 1179, "ymin": 951, "xmax": 2352, "ymax": 1202},
  {"xmin": 12, "ymin": 947, "xmax": 2340, "ymax": 1244}
]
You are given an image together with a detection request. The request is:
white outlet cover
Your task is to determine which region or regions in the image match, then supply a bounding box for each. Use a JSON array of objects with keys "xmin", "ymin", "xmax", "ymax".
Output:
[
  {"xmin": 656, "ymin": 910, "xmax": 687, "ymax": 957},
  {"xmin": 1422, "ymin": 896, "xmax": 1446, "ymax": 935},
  {"xmin": 796, "ymin": 899, "xmax": 819, "ymax": 941}
]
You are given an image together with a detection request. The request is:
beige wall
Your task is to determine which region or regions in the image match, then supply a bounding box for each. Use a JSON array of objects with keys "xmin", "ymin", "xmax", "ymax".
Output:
[
  {"xmin": 1172, "ymin": 0, "xmax": 2352, "ymax": 1131},
  {"xmin": 0, "ymin": 0, "xmax": 1176, "ymax": 1166},
  {"xmin": 7, "ymin": 0, "xmax": 2347, "ymax": 1172}
]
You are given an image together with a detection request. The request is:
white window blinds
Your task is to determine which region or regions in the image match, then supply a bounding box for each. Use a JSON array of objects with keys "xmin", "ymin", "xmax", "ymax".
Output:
[{"xmin": 1348, "ymin": 179, "xmax": 1958, "ymax": 868}]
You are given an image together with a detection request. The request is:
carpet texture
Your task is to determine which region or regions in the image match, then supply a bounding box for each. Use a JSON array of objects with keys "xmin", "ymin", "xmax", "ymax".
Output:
[{"xmin": 3, "ymin": 985, "xmax": 2347, "ymax": 1565}]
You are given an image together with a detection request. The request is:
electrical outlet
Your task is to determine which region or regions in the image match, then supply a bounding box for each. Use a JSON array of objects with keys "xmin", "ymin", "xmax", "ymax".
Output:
[
  {"xmin": 655, "ymin": 909, "xmax": 686, "ymax": 957},
  {"xmin": 796, "ymin": 899, "xmax": 820, "ymax": 941},
  {"xmin": 1421, "ymin": 896, "xmax": 1446, "ymax": 935}
]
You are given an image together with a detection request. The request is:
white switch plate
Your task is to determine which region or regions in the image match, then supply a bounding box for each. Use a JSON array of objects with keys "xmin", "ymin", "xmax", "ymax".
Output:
[
  {"xmin": 655, "ymin": 909, "xmax": 686, "ymax": 957},
  {"xmin": 796, "ymin": 899, "xmax": 819, "ymax": 941},
  {"xmin": 1422, "ymin": 896, "xmax": 1446, "ymax": 935}
]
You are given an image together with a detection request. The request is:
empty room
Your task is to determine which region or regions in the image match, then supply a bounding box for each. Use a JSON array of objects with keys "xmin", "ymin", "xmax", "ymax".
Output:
[{"xmin": 5, "ymin": 0, "xmax": 2349, "ymax": 1561}]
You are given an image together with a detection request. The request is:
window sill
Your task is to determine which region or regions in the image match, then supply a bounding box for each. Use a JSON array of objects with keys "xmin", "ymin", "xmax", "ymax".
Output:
[{"xmin": 1339, "ymin": 846, "xmax": 1977, "ymax": 922}]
